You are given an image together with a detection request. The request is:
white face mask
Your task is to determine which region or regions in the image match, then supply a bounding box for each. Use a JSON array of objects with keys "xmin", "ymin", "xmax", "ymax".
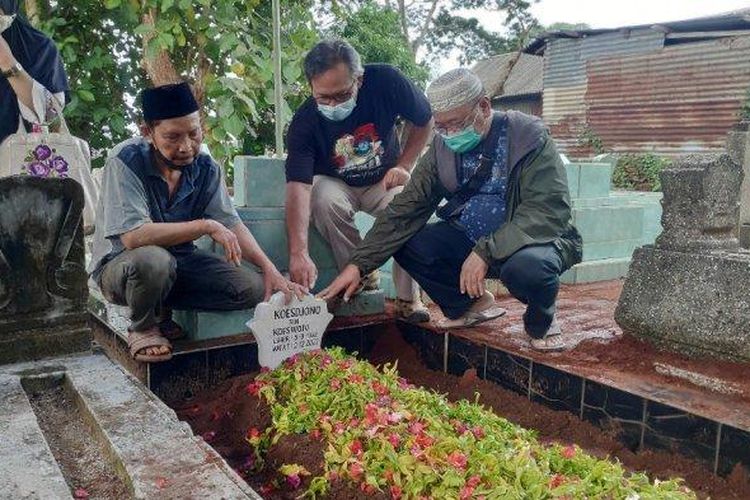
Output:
[{"xmin": 0, "ymin": 14, "xmax": 16, "ymax": 33}]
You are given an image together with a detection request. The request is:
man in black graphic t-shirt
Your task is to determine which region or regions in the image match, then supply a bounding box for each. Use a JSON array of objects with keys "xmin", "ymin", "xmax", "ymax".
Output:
[{"xmin": 285, "ymin": 39, "xmax": 433, "ymax": 322}]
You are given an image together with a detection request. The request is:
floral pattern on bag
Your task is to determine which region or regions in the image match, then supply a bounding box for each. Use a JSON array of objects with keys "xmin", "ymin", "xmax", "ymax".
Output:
[{"xmin": 22, "ymin": 144, "xmax": 69, "ymax": 178}]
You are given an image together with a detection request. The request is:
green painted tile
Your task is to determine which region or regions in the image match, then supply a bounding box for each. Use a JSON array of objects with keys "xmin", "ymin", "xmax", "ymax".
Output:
[
  {"xmin": 379, "ymin": 271, "xmax": 396, "ymax": 299},
  {"xmin": 577, "ymin": 163, "xmax": 613, "ymax": 199},
  {"xmin": 174, "ymin": 309, "xmax": 254, "ymax": 340},
  {"xmin": 237, "ymin": 207, "xmax": 286, "ymax": 221},
  {"xmin": 560, "ymin": 258, "xmax": 631, "ymax": 284},
  {"xmin": 313, "ymin": 267, "xmax": 341, "ymax": 293},
  {"xmin": 574, "ymin": 206, "xmax": 644, "ymax": 242},
  {"xmin": 565, "ymin": 164, "xmax": 580, "ymax": 199},
  {"xmin": 233, "ymin": 156, "xmax": 286, "ymax": 208},
  {"xmin": 582, "ymin": 240, "xmax": 641, "ymax": 261}
]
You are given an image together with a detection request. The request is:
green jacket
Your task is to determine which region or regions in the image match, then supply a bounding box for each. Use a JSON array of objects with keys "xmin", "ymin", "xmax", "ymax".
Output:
[{"xmin": 351, "ymin": 111, "xmax": 582, "ymax": 274}]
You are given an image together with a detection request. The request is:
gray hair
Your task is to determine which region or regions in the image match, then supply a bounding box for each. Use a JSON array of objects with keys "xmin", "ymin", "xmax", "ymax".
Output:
[
  {"xmin": 304, "ymin": 39, "xmax": 364, "ymax": 81},
  {"xmin": 426, "ymin": 68, "xmax": 485, "ymax": 113}
]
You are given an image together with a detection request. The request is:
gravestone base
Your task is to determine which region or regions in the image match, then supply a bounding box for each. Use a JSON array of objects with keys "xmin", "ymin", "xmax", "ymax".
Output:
[
  {"xmin": 740, "ymin": 223, "xmax": 750, "ymax": 249},
  {"xmin": 0, "ymin": 323, "xmax": 91, "ymax": 366},
  {"xmin": 615, "ymin": 246, "xmax": 750, "ymax": 362}
]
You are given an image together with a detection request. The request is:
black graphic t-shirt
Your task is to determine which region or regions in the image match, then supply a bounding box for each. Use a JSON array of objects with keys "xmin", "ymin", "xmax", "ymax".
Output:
[{"xmin": 285, "ymin": 64, "xmax": 432, "ymax": 187}]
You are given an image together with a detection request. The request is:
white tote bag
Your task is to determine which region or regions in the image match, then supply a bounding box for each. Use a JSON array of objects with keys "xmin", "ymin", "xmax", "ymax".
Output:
[{"xmin": 0, "ymin": 98, "xmax": 99, "ymax": 231}]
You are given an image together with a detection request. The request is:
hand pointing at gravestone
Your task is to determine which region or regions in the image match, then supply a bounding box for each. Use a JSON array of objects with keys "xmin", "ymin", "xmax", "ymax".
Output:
[{"xmin": 318, "ymin": 264, "xmax": 362, "ymax": 303}]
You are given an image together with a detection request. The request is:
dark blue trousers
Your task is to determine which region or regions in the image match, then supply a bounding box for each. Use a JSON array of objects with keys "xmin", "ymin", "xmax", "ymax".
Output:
[{"xmin": 394, "ymin": 221, "xmax": 563, "ymax": 338}]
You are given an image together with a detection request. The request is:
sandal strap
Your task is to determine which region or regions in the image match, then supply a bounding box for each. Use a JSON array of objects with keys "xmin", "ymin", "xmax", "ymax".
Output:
[{"xmin": 129, "ymin": 331, "xmax": 172, "ymax": 356}]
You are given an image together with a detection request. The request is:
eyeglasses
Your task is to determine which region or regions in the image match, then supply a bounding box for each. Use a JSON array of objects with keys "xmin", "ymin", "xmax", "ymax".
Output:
[
  {"xmin": 435, "ymin": 105, "xmax": 480, "ymax": 136},
  {"xmin": 313, "ymin": 79, "xmax": 357, "ymax": 106}
]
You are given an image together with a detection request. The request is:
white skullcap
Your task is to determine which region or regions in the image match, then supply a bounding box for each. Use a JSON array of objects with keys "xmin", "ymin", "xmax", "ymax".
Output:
[{"xmin": 426, "ymin": 68, "xmax": 484, "ymax": 113}]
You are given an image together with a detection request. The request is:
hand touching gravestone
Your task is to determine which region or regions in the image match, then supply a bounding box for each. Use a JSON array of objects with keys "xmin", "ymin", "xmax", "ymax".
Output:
[{"xmin": 247, "ymin": 292, "xmax": 333, "ymax": 369}]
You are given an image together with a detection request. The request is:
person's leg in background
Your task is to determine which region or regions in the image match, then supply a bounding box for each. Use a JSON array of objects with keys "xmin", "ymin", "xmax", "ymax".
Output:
[
  {"xmin": 310, "ymin": 176, "xmax": 381, "ymax": 287},
  {"xmin": 360, "ymin": 181, "xmax": 430, "ymax": 322}
]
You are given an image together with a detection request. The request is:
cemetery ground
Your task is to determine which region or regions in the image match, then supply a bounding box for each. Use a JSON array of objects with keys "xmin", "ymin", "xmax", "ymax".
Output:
[{"xmin": 168, "ymin": 282, "xmax": 750, "ymax": 500}]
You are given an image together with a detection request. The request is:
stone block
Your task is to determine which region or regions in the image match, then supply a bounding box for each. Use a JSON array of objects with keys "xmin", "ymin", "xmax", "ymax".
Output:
[
  {"xmin": 0, "ymin": 177, "xmax": 90, "ymax": 364},
  {"xmin": 233, "ymin": 155, "xmax": 286, "ymax": 207},
  {"xmin": 577, "ymin": 163, "xmax": 613, "ymax": 199},
  {"xmin": 615, "ymin": 246, "xmax": 750, "ymax": 362},
  {"xmin": 173, "ymin": 309, "xmax": 254, "ymax": 340},
  {"xmin": 656, "ymin": 153, "xmax": 743, "ymax": 252}
]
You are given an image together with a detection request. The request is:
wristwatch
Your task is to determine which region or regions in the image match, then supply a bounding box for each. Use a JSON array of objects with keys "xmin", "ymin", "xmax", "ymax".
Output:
[{"xmin": 1, "ymin": 62, "xmax": 22, "ymax": 79}]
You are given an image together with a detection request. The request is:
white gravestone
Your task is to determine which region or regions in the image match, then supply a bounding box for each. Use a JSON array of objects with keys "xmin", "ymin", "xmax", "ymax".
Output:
[{"xmin": 246, "ymin": 292, "xmax": 333, "ymax": 369}]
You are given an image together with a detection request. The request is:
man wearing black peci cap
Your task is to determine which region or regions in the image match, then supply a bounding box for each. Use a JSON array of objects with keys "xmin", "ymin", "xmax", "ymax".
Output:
[{"xmin": 89, "ymin": 82, "xmax": 305, "ymax": 363}]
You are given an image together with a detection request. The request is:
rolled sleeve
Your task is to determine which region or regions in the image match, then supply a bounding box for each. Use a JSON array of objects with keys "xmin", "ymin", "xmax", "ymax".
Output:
[
  {"xmin": 204, "ymin": 168, "xmax": 241, "ymax": 228},
  {"xmin": 99, "ymin": 157, "xmax": 152, "ymax": 238}
]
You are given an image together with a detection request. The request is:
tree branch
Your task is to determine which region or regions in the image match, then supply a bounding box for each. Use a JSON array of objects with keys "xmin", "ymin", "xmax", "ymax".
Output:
[
  {"xmin": 412, "ymin": 0, "xmax": 440, "ymax": 55},
  {"xmin": 396, "ymin": 0, "xmax": 412, "ymax": 48}
]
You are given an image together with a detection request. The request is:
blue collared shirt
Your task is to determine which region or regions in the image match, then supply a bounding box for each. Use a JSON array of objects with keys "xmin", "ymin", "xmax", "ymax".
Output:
[{"xmin": 89, "ymin": 138, "xmax": 240, "ymax": 277}]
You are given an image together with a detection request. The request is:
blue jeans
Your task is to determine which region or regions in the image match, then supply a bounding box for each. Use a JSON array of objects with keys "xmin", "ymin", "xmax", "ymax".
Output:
[{"xmin": 394, "ymin": 222, "xmax": 563, "ymax": 338}]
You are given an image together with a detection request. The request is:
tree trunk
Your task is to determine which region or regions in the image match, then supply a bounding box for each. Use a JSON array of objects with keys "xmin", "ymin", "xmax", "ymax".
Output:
[
  {"xmin": 24, "ymin": 0, "xmax": 40, "ymax": 26},
  {"xmin": 140, "ymin": 9, "xmax": 180, "ymax": 87}
]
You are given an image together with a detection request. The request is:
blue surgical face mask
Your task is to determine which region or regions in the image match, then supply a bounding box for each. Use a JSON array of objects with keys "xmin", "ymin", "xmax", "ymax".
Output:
[
  {"xmin": 441, "ymin": 125, "xmax": 483, "ymax": 154},
  {"xmin": 318, "ymin": 95, "xmax": 357, "ymax": 121}
]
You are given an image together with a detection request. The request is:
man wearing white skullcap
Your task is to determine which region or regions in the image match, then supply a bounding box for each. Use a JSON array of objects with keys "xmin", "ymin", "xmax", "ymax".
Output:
[{"xmin": 321, "ymin": 68, "xmax": 582, "ymax": 351}]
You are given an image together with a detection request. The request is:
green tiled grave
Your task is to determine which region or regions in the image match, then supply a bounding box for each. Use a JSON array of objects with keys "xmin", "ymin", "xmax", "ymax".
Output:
[{"xmin": 562, "ymin": 164, "xmax": 662, "ymax": 284}]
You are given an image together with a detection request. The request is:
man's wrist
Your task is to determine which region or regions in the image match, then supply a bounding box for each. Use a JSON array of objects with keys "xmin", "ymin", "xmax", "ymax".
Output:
[
  {"xmin": 200, "ymin": 219, "xmax": 217, "ymax": 234},
  {"xmin": 290, "ymin": 248, "xmax": 309, "ymax": 258},
  {"xmin": 395, "ymin": 162, "xmax": 415, "ymax": 173}
]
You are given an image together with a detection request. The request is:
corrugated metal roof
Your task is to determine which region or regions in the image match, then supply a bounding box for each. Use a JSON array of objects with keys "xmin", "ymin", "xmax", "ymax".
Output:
[
  {"xmin": 544, "ymin": 34, "xmax": 750, "ymax": 157},
  {"xmin": 526, "ymin": 7, "xmax": 750, "ymax": 55},
  {"xmin": 544, "ymin": 30, "xmax": 664, "ymax": 87},
  {"xmin": 587, "ymin": 36, "xmax": 750, "ymax": 156},
  {"xmin": 472, "ymin": 53, "xmax": 543, "ymax": 98}
]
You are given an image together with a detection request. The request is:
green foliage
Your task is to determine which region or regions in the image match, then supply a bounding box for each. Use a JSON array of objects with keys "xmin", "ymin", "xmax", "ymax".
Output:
[
  {"xmin": 317, "ymin": 0, "xmax": 538, "ymax": 67},
  {"xmin": 29, "ymin": 0, "xmax": 317, "ymax": 174},
  {"xmin": 36, "ymin": 1, "xmax": 144, "ymax": 168},
  {"xmin": 577, "ymin": 125, "xmax": 604, "ymax": 155},
  {"xmin": 331, "ymin": 2, "xmax": 430, "ymax": 87},
  {"xmin": 613, "ymin": 153, "xmax": 670, "ymax": 192},
  {"xmin": 27, "ymin": 0, "xmax": 536, "ymax": 175},
  {"xmin": 245, "ymin": 348, "xmax": 696, "ymax": 499}
]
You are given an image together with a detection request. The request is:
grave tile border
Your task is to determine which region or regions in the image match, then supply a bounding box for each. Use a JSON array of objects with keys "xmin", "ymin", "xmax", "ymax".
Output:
[
  {"xmin": 643, "ymin": 400, "xmax": 719, "ymax": 471},
  {"xmin": 446, "ymin": 335, "xmax": 485, "ymax": 377},
  {"xmin": 394, "ymin": 322, "xmax": 746, "ymax": 477},
  {"xmin": 717, "ymin": 424, "xmax": 750, "ymax": 476}
]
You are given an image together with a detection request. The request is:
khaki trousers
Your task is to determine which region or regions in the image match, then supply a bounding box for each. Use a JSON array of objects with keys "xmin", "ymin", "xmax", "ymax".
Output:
[{"xmin": 310, "ymin": 175, "xmax": 418, "ymax": 301}]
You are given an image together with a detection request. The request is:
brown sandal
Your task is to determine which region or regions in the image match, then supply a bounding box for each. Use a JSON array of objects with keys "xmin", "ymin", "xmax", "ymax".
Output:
[{"xmin": 128, "ymin": 328, "xmax": 173, "ymax": 363}]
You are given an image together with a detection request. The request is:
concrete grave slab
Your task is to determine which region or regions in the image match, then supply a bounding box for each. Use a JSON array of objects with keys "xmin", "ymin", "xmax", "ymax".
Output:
[
  {"xmin": 0, "ymin": 354, "xmax": 260, "ymax": 499},
  {"xmin": 0, "ymin": 374, "xmax": 71, "ymax": 499}
]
